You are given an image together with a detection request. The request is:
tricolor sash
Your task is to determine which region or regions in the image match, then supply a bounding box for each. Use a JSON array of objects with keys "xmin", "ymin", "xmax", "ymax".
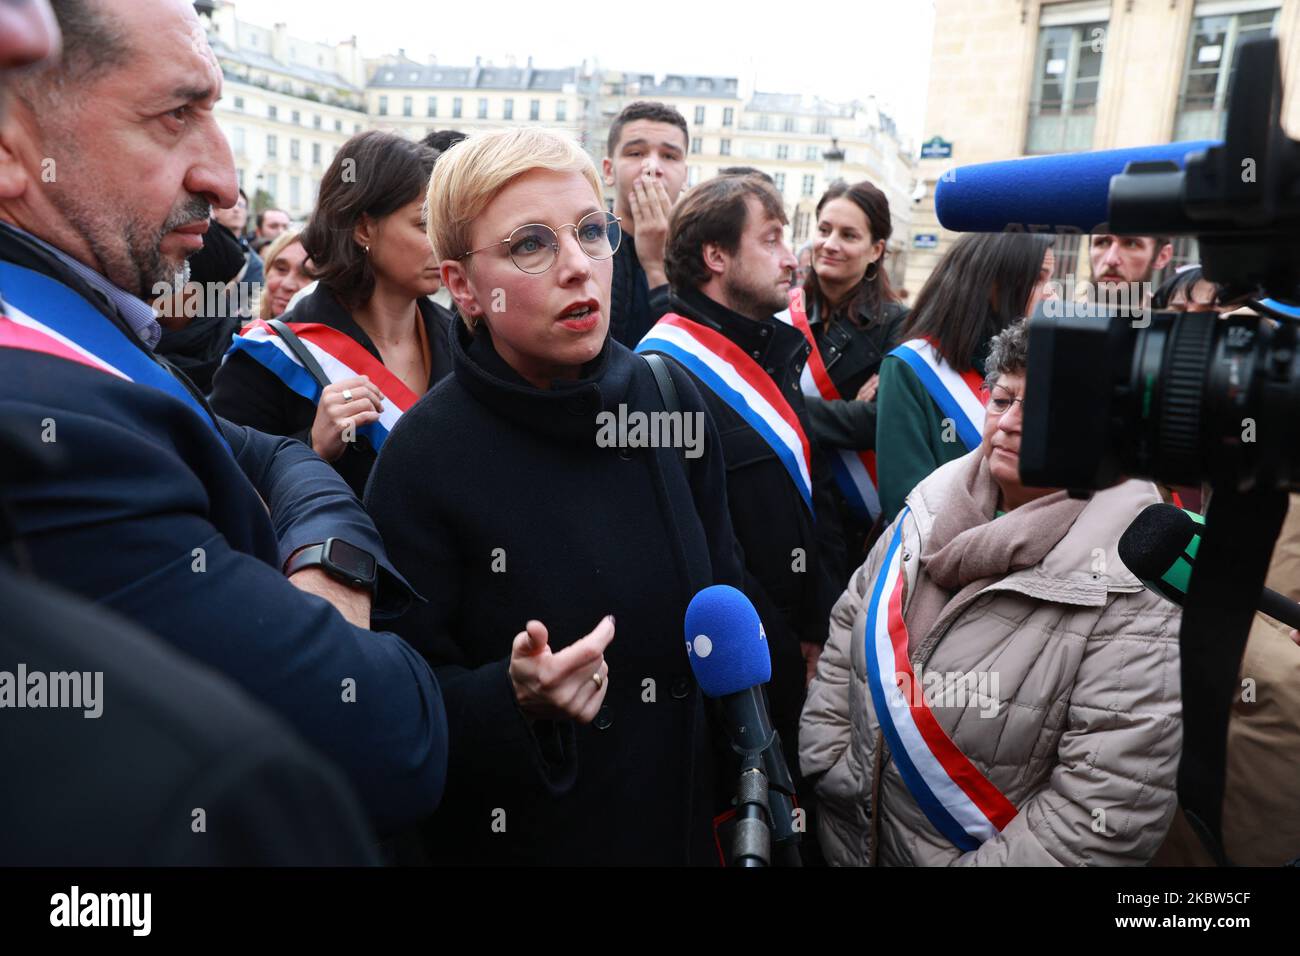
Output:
[
  {"xmin": 636, "ymin": 312, "xmax": 813, "ymax": 514},
  {"xmin": 887, "ymin": 338, "xmax": 987, "ymax": 451},
  {"xmin": 0, "ymin": 260, "xmax": 223, "ymax": 438},
  {"xmin": 863, "ymin": 508, "xmax": 1017, "ymax": 851},
  {"xmin": 225, "ymin": 319, "xmax": 420, "ymax": 451},
  {"xmin": 782, "ymin": 289, "xmax": 881, "ymax": 521}
]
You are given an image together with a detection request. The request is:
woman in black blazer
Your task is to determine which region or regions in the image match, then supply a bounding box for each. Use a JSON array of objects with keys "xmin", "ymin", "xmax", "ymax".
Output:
[
  {"xmin": 796, "ymin": 179, "xmax": 908, "ymax": 569},
  {"xmin": 211, "ymin": 131, "xmax": 453, "ymax": 497},
  {"xmin": 365, "ymin": 126, "xmax": 746, "ymax": 865}
]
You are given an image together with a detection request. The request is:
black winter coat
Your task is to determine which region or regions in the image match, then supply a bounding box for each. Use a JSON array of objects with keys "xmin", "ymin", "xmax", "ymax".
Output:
[
  {"xmin": 647, "ymin": 288, "xmax": 846, "ymax": 777},
  {"xmin": 209, "ymin": 284, "xmax": 455, "ymax": 497},
  {"xmin": 364, "ymin": 322, "xmax": 746, "ymax": 865},
  {"xmin": 609, "ymin": 234, "xmax": 672, "ymax": 348}
]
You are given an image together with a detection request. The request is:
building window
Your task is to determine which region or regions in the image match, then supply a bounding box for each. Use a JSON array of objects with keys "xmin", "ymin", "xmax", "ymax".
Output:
[
  {"xmin": 292, "ymin": 110, "xmax": 300, "ymax": 125},
  {"xmin": 266, "ymin": 134, "xmax": 278, "ymax": 158},
  {"xmin": 334, "ymin": 119, "xmax": 342, "ymax": 132},
  {"xmin": 1026, "ymin": 16, "xmax": 1108, "ymax": 154},
  {"xmin": 313, "ymin": 114, "xmax": 321, "ymax": 129},
  {"xmin": 694, "ymin": 105, "xmax": 706, "ymax": 125},
  {"xmin": 453, "ymin": 97, "xmax": 463, "ymax": 119},
  {"xmin": 805, "ymin": 145, "xmax": 820, "ymax": 161},
  {"xmin": 354, "ymin": 124, "xmax": 362, "ymax": 134},
  {"xmin": 504, "ymin": 98, "xmax": 514, "ymax": 120},
  {"xmin": 378, "ymin": 96, "xmax": 388, "ymax": 116},
  {"xmin": 774, "ymin": 172, "xmax": 786, "ymax": 193},
  {"xmin": 688, "ymin": 166, "xmax": 700, "ymax": 186},
  {"xmin": 758, "ymin": 114, "xmax": 771, "ymax": 130},
  {"xmin": 477, "ymin": 97, "xmax": 488, "ymax": 119},
  {"xmin": 556, "ymin": 100, "xmax": 567, "ymax": 121},
  {"xmin": 782, "ymin": 116, "xmax": 794, "ymax": 132},
  {"xmin": 530, "ymin": 99, "xmax": 540, "ymax": 120},
  {"xmin": 722, "ymin": 107, "xmax": 734, "ymax": 126},
  {"xmin": 234, "ymin": 96, "xmax": 245, "ymax": 111},
  {"xmin": 232, "ymin": 126, "xmax": 245, "ymax": 154},
  {"xmin": 268, "ymin": 104, "xmax": 278, "ymax": 120},
  {"xmin": 290, "ymin": 176, "xmax": 301, "ymax": 211},
  {"xmin": 1174, "ymin": 6, "xmax": 1280, "ymax": 141},
  {"xmin": 691, "ymin": 138, "xmax": 702, "ymax": 155},
  {"xmin": 237, "ymin": 168, "xmax": 245, "ymax": 189},
  {"xmin": 720, "ymin": 138, "xmax": 731, "ymax": 156},
  {"xmin": 814, "ymin": 117, "xmax": 829, "ymax": 135},
  {"xmin": 312, "ymin": 142, "xmax": 321, "ymax": 165},
  {"xmin": 801, "ymin": 174, "xmax": 815, "ymax": 197},
  {"xmin": 776, "ymin": 144, "xmax": 789, "ymax": 160},
  {"xmin": 290, "ymin": 139, "xmax": 300, "ymax": 162},
  {"xmin": 427, "ymin": 96, "xmax": 438, "ymax": 117},
  {"xmin": 793, "ymin": 210, "xmax": 810, "ymax": 242},
  {"xmin": 403, "ymin": 96, "xmax": 413, "ymax": 117},
  {"xmin": 267, "ymin": 173, "xmax": 278, "ymax": 199}
]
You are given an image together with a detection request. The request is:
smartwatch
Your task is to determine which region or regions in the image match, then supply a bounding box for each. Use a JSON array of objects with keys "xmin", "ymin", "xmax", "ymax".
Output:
[{"xmin": 284, "ymin": 537, "xmax": 378, "ymax": 594}]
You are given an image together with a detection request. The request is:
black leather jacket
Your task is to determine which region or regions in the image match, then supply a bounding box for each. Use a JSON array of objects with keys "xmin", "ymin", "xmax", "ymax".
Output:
[{"xmin": 804, "ymin": 295, "xmax": 908, "ymax": 451}]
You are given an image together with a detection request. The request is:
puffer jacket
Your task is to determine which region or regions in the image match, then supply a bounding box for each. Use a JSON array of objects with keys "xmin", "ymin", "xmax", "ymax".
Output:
[{"xmin": 800, "ymin": 453, "xmax": 1183, "ymax": 865}]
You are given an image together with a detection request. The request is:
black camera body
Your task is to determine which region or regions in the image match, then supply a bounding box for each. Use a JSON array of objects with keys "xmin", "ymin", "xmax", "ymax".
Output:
[{"xmin": 1022, "ymin": 307, "xmax": 1300, "ymax": 493}]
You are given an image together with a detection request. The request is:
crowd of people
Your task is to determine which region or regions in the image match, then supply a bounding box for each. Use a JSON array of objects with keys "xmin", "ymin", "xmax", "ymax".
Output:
[{"xmin": 2, "ymin": 0, "xmax": 1297, "ymax": 868}]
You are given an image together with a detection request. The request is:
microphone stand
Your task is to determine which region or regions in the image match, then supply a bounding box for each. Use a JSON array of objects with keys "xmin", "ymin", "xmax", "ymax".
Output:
[
  {"xmin": 731, "ymin": 753, "xmax": 771, "ymax": 867},
  {"xmin": 1178, "ymin": 486, "xmax": 1288, "ymax": 865}
]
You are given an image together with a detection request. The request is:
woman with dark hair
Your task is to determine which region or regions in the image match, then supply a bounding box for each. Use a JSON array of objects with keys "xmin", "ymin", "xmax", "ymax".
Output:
[
  {"xmin": 790, "ymin": 180, "xmax": 908, "ymax": 570},
  {"xmin": 211, "ymin": 131, "xmax": 453, "ymax": 497},
  {"xmin": 1151, "ymin": 263, "xmax": 1221, "ymax": 313},
  {"xmin": 874, "ymin": 232, "xmax": 1056, "ymax": 521}
]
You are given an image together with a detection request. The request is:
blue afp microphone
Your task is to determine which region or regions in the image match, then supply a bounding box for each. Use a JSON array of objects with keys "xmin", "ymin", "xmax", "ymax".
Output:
[
  {"xmin": 934, "ymin": 140, "xmax": 1217, "ymax": 234},
  {"xmin": 685, "ymin": 585, "xmax": 801, "ymax": 867}
]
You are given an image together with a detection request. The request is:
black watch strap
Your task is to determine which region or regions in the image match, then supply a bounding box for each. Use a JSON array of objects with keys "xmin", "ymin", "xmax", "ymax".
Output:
[
  {"xmin": 284, "ymin": 538, "xmax": 378, "ymax": 593},
  {"xmin": 284, "ymin": 543, "xmax": 327, "ymax": 578}
]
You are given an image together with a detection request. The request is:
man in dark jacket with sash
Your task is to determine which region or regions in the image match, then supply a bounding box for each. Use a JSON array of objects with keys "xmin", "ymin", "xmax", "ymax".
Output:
[
  {"xmin": 637, "ymin": 174, "xmax": 845, "ymax": 850},
  {"xmin": 0, "ymin": 0, "xmax": 449, "ymax": 837}
]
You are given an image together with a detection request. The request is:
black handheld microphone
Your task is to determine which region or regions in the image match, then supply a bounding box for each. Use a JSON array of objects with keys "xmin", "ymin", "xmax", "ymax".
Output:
[
  {"xmin": 1118, "ymin": 503, "xmax": 1300, "ymax": 630},
  {"xmin": 685, "ymin": 585, "xmax": 802, "ymax": 867}
]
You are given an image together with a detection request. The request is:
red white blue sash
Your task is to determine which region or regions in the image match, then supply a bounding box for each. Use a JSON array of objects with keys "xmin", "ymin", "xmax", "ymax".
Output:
[
  {"xmin": 782, "ymin": 289, "xmax": 881, "ymax": 521},
  {"xmin": 225, "ymin": 320, "xmax": 420, "ymax": 451},
  {"xmin": 637, "ymin": 312, "xmax": 813, "ymax": 514},
  {"xmin": 0, "ymin": 260, "xmax": 223, "ymax": 438},
  {"xmin": 863, "ymin": 507, "xmax": 1017, "ymax": 851},
  {"xmin": 887, "ymin": 338, "xmax": 987, "ymax": 451}
]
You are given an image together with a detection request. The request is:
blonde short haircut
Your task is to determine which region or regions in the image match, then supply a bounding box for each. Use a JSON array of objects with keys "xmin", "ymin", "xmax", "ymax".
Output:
[
  {"xmin": 258, "ymin": 229, "xmax": 304, "ymax": 321},
  {"xmin": 425, "ymin": 127, "xmax": 605, "ymax": 329}
]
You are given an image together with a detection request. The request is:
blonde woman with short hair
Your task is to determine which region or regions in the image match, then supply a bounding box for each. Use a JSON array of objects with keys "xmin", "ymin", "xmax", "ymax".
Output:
[{"xmin": 365, "ymin": 127, "xmax": 745, "ymax": 865}]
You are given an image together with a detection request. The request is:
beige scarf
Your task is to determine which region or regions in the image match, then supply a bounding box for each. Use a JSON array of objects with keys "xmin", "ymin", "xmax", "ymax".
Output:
[{"xmin": 904, "ymin": 452, "xmax": 1088, "ymax": 650}]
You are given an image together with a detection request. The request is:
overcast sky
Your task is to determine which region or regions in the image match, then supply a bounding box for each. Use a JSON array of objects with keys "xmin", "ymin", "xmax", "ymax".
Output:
[{"xmin": 236, "ymin": 0, "xmax": 937, "ymax": 144}]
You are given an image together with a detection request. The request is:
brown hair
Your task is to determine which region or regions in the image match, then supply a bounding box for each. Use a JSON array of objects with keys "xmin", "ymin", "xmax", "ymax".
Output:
[
  {"xmin": 803, "ymin": 180, "xmax": 899, "ymax": 327},
  {"xmin": 300, "ymin": 131, "xmax": 436, "ymax": 311},
  {"xmin": 606, "ymin": 101, "xmax": 689, "ymax": 156},
  {"xmin": 665, "ymin": 174, "xmax": 786, "ymax": 291}
]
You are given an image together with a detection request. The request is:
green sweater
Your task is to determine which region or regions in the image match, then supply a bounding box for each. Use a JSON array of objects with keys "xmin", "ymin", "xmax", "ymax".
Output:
[{"xmin": 876, "ymin": 354, "xmax": 974, "ymax": 522}]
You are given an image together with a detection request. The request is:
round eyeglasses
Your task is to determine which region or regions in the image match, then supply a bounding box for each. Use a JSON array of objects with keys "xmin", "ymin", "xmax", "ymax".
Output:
[
  {"xmin": 459, "ymin": 210, "xmax": 623, "ymax": 275},
  {"xmin": 981, "ymin": 383, "xmax": 1025, "ymax": 416}
]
